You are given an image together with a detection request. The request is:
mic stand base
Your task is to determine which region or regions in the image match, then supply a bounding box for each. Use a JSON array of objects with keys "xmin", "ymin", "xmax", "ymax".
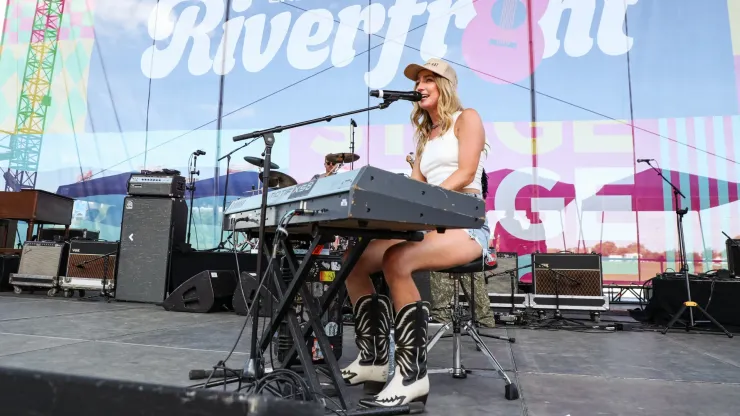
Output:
[
  {"xmin": 661, "ymin": 301, "xmax": 733, "ymax": 338},
  {"xmin": 537, "ymin": 311, "xmax": 586, "ymax": 328}
]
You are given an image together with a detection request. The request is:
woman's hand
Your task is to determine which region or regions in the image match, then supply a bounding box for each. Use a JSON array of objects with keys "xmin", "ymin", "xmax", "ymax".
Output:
[{"xmin": 411, "ymin": 153, "xmax": 426, "ymax": 182}]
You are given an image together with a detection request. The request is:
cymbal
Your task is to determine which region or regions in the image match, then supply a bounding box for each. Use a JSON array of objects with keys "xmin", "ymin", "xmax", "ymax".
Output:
[
  {"xmin": 244, "ymin": 156, "xmax": 280, "ymax": 170},
  {"xmin": 326, "ymin": 152, "xmax": 360, "ymax": 164},
  {"xmin": 259, "ymin": 171, "xmax": 297, "ymax": 188}
]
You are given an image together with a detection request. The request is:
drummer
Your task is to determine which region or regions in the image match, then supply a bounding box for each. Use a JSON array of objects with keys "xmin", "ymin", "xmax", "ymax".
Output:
[{"xmin": 311, "ymin": 155, "xmax": 336, "ymax": 181}]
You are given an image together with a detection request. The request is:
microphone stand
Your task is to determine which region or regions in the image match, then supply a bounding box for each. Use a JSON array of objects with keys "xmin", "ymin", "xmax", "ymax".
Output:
[
  {"xmin": 641, "ymin": 160, "xmax": 733, "ymax": 337},
  {"xmin": 210, "ymin": 137, "xmax": 261, "ymax": 252},
  {"xmin": 531, "ymin": 260, "xmax": 585, "ymax": 327},
  {"xmin": 349, "ymin": 119, "xmax": 357, "ymax": 170},
  {"xmin": 232, "ymin": 99, "xmax": 410, "ymax": 415},
  {"xmin": 186, "ymin": 153, "xmax": 201, "ymax": 247},
  {"xmin": 490, "ymin": 263, "xmax": 531, "ymax": 314}
]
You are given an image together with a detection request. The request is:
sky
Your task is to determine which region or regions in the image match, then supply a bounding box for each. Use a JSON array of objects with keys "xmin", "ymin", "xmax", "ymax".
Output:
[{"xmin": 2, "ymin": 0, "xmax": 740, "ymax": 257}]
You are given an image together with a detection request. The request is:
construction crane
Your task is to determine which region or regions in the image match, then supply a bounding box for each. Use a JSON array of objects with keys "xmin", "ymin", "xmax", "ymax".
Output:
[{"xmin": 0, "ymin": 0, "xmax": 65, "ymax": 191}]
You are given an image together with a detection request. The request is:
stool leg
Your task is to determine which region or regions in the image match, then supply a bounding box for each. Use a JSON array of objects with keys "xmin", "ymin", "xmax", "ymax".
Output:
[
  {"xmin": 451, "ymin": 275, "xmax": 466, "ymax": 378},
  {"xmin": 462, "ymin": 321, "xmax": 519, "ymax": 400},
  {"xmin": 469, "ymin": 273, "xmax": 476, "ymax": 326},
  {"xmin": 427, "ymin": 321, "xmax": 451, "ymax": 352}
]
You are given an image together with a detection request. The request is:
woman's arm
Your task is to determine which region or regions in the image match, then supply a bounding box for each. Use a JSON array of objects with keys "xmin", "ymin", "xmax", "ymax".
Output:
[
  {"xmin": 438, "ymin": 108, "xmax": 485, "ymax": 191},
  {"xmin": 411, "ymin": 153, "xmax": 427, "ymax": 182}
]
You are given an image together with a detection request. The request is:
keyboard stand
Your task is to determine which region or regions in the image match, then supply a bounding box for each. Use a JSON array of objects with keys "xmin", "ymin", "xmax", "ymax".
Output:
[{"xmin": 271, "ymin": 227, "xmax": 425, "ymax": 414}]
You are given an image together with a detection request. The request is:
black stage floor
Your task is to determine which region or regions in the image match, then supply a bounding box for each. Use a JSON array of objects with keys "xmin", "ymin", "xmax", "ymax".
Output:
[{"xmin": 1, "ymin": 293, "xmax": 739, "ymax": 416}]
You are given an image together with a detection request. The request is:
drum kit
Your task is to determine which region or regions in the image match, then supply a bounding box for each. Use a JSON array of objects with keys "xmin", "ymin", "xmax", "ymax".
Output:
[
  {"xmin": 243, "ymin": 156, "xmax": 298, "ymax": 193},
  {"xmin": 243, "ymin": 151, "xmax": 361, "ymax": 193},
  {"xmin": 242, "ymin": 152, "xmax": 361, "ymax": 253},
  {"xmin": 325, "ymin": 152, "xmax": 360, "ymax": 175}
]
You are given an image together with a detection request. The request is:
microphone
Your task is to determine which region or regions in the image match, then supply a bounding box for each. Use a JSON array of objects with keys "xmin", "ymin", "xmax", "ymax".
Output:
[
  {"xmin": 636, "ymin": 158, "xmax": 653, "ymax": 163},
  {"xmin": 350, "ymin": 119, "xmax": 357, "ymax": 128},
  {"xmin": 369, "ymin": 90, "xmax": 422, "ymax": 102},
  {"xmin": 193, "ymin": 150, "xmax": 206, "ymax": 156}
]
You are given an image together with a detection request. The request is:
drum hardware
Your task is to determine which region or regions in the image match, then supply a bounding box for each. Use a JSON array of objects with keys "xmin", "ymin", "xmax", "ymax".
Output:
[
  {"xmin": 325, "ymin": 152, "xmax": 360, "ymax": 176},
  {"xmin": 244, "ymin": 156, "xmax": 280, "ymax": 170},
  {"xmin": 325, "ymin": 152, "xmax": 360, "ymax": 165},
  {"xmin": 212, "ymin": 137, "xmax": 262, "ymax": 252},
  {"xmin": 259, "ymin": 171, "xmax": 298, "ymax": 188}
]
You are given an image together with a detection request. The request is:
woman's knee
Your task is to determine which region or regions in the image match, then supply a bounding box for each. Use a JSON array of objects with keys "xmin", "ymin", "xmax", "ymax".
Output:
[
  {"xmin": 351, "ymin": 239, "xmax": 394, "ymax": 275},
  {"xmin": 381, "ymin": 244, "xmax": 413, "ymax": 279}
]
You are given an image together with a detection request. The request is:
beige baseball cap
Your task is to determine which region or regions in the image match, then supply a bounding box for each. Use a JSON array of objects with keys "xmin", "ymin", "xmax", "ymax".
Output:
[{"xmin": 403, "ymin": 58, "xmax": 458, "ymax": 87}]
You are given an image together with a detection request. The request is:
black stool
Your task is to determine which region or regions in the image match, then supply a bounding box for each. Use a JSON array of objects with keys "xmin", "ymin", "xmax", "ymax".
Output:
[{"xmin": 427, "ymin": 254, "xmax": 519, "ymax": 400}]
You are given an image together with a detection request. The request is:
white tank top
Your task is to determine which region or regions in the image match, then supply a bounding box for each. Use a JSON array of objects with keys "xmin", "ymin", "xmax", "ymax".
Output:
[{"xmin": 419, "ymin": 111, "xmax": 487, "ymax": 192}]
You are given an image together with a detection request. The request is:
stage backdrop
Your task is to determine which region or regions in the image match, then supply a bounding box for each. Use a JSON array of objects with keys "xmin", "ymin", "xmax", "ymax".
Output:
[{"xmin": 2, "ymin": 0, "xmax": 740, "ymax": 283}]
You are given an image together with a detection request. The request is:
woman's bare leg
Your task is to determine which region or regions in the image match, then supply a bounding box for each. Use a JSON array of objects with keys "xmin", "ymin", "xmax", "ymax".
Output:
[
  {"xmin": 383, "ymin": 229, "xmax": 482, "ymax": 310},
  {"xmin": 360, "ymin": 229, "xmax": 483, "ymax": 408},
  {"xmin": 344, "ymin": 239, "xmax": 404, "ymax": 305},
  {"xmin": 341, "ymin": 238, "xmax": 404, "ymax": 391}
]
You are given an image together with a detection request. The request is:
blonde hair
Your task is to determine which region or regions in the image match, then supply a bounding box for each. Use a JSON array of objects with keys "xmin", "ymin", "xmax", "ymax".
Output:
[{"xmin": 411, "ymin": 75, "xmax": 463, "ymax": 158}]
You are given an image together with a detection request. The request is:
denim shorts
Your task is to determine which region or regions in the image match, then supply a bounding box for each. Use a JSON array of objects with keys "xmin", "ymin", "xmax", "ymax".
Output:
[{"xmin": 463, "ymin": 193, "xmax": 492, "ymax": 261}]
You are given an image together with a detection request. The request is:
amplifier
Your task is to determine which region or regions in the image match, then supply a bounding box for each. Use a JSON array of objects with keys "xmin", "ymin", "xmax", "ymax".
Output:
[
  {"xmin": 127, "ymin": 173, "xmax": 186, "ymax": 198},
  {"xmin": 275, "ymin": 254, "xmax": 344, "ymax": 366},
  {"xmin": 9, "ymin": 241, "xmax": 69, "ymax": 295},
  {"xmin": 60, "ymin": 241, "xmax": 119, "ymax": 295},
  {"xmin": 530, "ymin": 253, "xmax": 609, "ymax": 311},
  {"xmin": 725, "ymin": 238, "xmax": 740, "ymax": 277},
  {"xmin": 39, "ymin": 228, "xmax": 99, "ymax": 242}
]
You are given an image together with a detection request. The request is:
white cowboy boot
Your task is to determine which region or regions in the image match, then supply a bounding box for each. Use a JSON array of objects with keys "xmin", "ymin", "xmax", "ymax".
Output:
[
  {"xmin": 359, "ymin": 301, "xmax": 430, "ymax": 408},
  {"xmin": 341, "ymin": 294, "xmax": 393, "ymax": 394}
]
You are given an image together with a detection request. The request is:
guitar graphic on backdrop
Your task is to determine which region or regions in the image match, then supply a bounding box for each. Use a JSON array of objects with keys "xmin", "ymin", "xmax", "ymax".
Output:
[{"xmin": 462, "ymin": 0, "xmax": 548, "ymax": 85}]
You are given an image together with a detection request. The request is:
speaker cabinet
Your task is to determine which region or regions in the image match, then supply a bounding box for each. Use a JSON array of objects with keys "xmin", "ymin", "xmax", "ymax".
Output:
[
  {"xmin": 115, "ymin": 197, "xmax": 187, "ymax": 303},
  {"xmin": 162, "ymin": 270, "xmax": 237, "ymax": 313}
]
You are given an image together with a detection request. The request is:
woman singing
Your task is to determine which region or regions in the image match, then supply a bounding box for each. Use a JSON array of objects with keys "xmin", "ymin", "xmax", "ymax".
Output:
[{"xmin": 341, "ymin": 58, "xmax": 490, "ymax": 408}]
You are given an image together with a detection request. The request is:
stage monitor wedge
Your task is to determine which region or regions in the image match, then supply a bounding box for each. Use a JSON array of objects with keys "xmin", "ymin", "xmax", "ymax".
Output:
[
  {"xmin": 162, "ymin": 270, "xmax": 237, "ymax": 313},
  {"xmin": 116, "ymin": 196, "xmax": 187, "ymax": 304}
]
